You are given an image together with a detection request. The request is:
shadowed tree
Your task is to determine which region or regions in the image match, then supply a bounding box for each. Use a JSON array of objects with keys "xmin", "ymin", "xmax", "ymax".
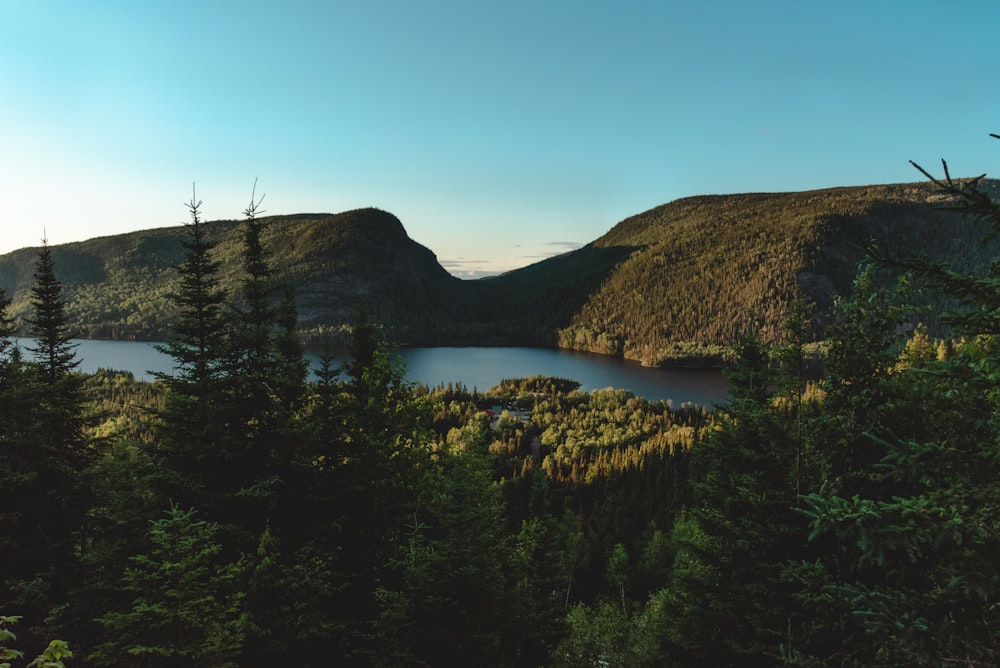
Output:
[
  {"xmin": 1, "ymin": 240, "xmax": 87, "ymax": 652},
  {"xmin": 152, "ymin": 189, "xmax": 230, "ymax": 514},
  {"xmin": 660, "ymin": 332, "xmax": 803, "ymax": 666},
  {"xmin": 786, "ymin": 143, "xmax": 1000, "ymax": 665},
  {"xmin": 27, "ymin": 238, "xmax": 79, "ymax": 383},
  {"xmin": 92, "ymin": 505, "xmax": 245, "ymax": 667}
]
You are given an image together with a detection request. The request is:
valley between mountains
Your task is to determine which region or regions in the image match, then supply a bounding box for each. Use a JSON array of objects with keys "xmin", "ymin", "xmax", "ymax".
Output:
[{"xmin": 1, "ymin": 179, "xmax": 996, "ymax": 366}]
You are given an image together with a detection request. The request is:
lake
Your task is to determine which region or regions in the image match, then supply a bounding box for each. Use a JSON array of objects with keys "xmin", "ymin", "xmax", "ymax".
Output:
[{"xmin": 15, "ymin": 338, "xmax": 729, "ymax": 407}]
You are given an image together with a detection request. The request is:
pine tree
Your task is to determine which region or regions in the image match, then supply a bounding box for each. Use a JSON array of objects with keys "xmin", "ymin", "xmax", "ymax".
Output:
[
  {"xmin": 152, "ymin": 189, "xmax": 229, "ymax": 513},
  {"xmin": 214, "ymin": 184, "xmax": 306, "ymax": 540},
  {"xmin": 92, "ymin": 505, "xmax": 245, "ymax": 667},
  {"xmin": 26, "ymin": 239, "xmax": 79, "ymax": 383},
  {"xmin": 1, "ymin": 240, "xmax": 86, "ymax": 652},
  {"xmin": 156, "ymin": 188, "xmax": 227, "ymax": 392},
  {"xmin": 661, "ymin": 333, "xmax": 803, "ymax": 665},
  {"xmin": 788, "ymin": 147, "xmax": 1000, "ymax": 664}
]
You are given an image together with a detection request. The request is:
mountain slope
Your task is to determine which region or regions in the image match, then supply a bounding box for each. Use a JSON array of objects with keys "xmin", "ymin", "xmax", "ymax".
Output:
[
  {"xmin": 550, "ymin": 181, "xmax": 1000, "ymax": 364},
  {"xmin": 0, "ymin": 209, "xmax": 464, "ymax": 343},
  {"xmin": 1, "ymin": 181, "xmax": 996, "ymax": 363}
]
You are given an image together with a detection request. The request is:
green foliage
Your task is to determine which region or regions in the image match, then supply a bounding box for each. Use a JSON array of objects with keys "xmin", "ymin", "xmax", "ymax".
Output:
[
  {"xmin": 14, "ymin": 164, "xmax": 1000, "ymax": 665},
  {"xmin": 555, "ymin": 589, "xmax": 672, "ymax": 668},
  {"xmin": 27, "ymin": 640, "xmax": 73, "ymax": 668},
  {"xmin": 92, "ymin": 505, "xmax": 244, "ymax": 667},
  {"xmin": 0, "ymin": 615, "xmax": 25, "ymax": 667},
  {"xmin": 1, "ymin": 246, "xmax": 89, "ymax": 655},
  {"xmin": 658, "ymin": 333, "xmax": 806, "ymax": 665},
  {"xmin": 782, "ymin": 148, "xmax": 1000, "ymax": 665},
  {"xmin": 373, "ymin": 445, "xmax": 507, "ymax": 666},
  {"xmin": 25, "ymin": 240, "xmax": 79, "ymax": 382},
  {"xmin": 0, "ymin": 616, "xmax": 72, "ymax": 668}
]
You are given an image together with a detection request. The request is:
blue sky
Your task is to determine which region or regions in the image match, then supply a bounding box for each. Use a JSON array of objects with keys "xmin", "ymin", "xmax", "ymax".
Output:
[{"xmin": 1, "ymin": 1, "xmax": 998, "ymax": 277}]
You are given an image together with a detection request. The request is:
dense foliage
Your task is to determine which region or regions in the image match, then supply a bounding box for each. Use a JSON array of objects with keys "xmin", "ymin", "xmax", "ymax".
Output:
[{"xmin": 3, "ymin": 152, "xmax": 1000, "ymax": 665}]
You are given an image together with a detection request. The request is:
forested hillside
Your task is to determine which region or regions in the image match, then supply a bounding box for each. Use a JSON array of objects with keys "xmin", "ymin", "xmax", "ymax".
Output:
[
  {"xmin": 560, "ymin": 180, "xmax": 1000, "ymax": 363},
  {"xmin": 1, "ymin": 181, "xmax": 997, "ymax": 362},
  {"xmin": 3, "ymin": 162, "xmax": 1000, "ymax": 665},
  {"xmin": 0, "ymin": 209, "xmax": 464, "ymax": 343}
]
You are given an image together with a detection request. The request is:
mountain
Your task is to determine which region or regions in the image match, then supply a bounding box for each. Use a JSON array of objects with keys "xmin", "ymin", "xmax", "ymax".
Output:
[
  {"xmin": 0, "ymin": 209, "xmax": 464, "ymax": 344},
  {"xmin": 1, "ymin": 181, "xmax": 997, "ymax": 364},
  {"xmin": 553, "ymin": 180, "xmax": 1000, "ymax": 364}
]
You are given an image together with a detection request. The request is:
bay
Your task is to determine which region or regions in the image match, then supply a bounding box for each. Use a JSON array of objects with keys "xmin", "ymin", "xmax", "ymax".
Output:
[{"xmin": 16, "ymin": 338, "xmax": 728, "ymax": 407}]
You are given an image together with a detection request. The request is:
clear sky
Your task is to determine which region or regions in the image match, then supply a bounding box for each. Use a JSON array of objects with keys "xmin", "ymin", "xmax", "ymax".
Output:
[{"xmin": 1, "ymin": 1, "xmax": 998, "ymax": 277}]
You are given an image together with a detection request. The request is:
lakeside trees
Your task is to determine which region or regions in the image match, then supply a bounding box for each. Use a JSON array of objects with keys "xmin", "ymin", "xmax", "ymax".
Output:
[{"xmin": 3, "ymin": 152, "xmax": 1000, "ymax": 664}]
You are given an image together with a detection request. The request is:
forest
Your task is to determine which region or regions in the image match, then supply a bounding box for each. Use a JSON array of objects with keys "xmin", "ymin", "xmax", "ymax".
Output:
[
  {"xmin": 3, "ymin": 179, "xmax": 998, "ymax": 366},
  {"xmin": 2, "ymin": 153, "xmax": 1000, "ymax": 666}
]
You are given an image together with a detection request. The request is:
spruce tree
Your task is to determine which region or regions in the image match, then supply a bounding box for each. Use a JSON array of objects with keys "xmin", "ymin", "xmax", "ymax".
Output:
[
  {"xmin": 788, "ymin": 148, "xmax": 1000, "ymax": 664},
  {"xmin": 25, "ymin": 238, "xmax": 85, "ymax": 462},
  {"xmin": 219, "ymin": 185, "xmax": 306, "ymax": 533},
  {"xmin": 26, "ymin": 239, "xmax": 79, "ymax": 383},
  {"xmin": 152, "ymin": 190, "xmax": 229, "ymax": 514},
  {"xmin": 312, "ymin": 307, "xmax": 433, "ymax": 662},
  {"xmin": 375, "ymin": 421, "xmax": 509, "ymax": 666},
  {"xmin": 156, "ymin": 188, "xmax": 226, "ymax": 392},
  {"xmin": 92, "ymin": 505, "xmax": 245, "ymax": 667},
  {"xmin": 661, "ymin": 333, "xmax": 803, "ymax": 665},
  {"xmin": 0, "ymin": 288, "xmax": 39, "ymax": 597},
  {"xmin": 2, "ymin": 239, "xmax": 86, "ymax": 651},
  {"xmin": 228, "ymin": 186, "xmax": 277, "ymax": 434}
]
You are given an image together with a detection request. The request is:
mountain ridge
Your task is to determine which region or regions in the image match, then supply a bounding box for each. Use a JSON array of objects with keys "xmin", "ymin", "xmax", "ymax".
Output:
[{"xmin": 2, "ymin": 180, "xmax": 997, "ymax": 364}]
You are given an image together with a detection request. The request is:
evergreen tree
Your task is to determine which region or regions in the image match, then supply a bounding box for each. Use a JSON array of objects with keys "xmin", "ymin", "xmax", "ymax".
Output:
[
  {"xmin": 214, "ymin": 184, "xmax": 306, "ymax": 540},
  {"xmin": 0, "ymin": 290, "xmax": 41, "ymax": 610},
  {"xmin": 24, "ymin": 238, "xmax": 85, "ymax": 480},
  {"xmin": 307, "ymin": 308, "xmax": 433, "ymax": 663},
  {"xmin": 373, "ymin": 422, "xmax": 506, "ymax": 667},
  {"xmin": 156, "ymin": 188, "xmax": 227, "ymax": 392},
  {"xmin": 149, "ymin": 187, "xmax": 309, "ymax": 665},
  {"xmin": 1, "ymin": 242, "xmax": 86, "ymax": 653},
  {"xmin": 152, "ymin": 189, "xmax": 229, "ymax": 514},
  {"xmin": 787, "ymin": 149, "xmax": 1000, "ymax": 664},
  {"xmin": 27, "ymin": 239, "xmax": 79, "ymax": 383},
  {"xmin": 227, "ymin": 186, "xmax": 278, "ymax": 436},
  {"xmin": 26, "ymin": 238, "xmax": 84, "ymax": 459},
  {"xmin": 661, "ymin": 333, "xmax": 803, "ymax": 665},
  {"xmin": 345, "ymin": 299, "xmax": 377, "ymax": 395},
  {"xmin": 153, "ymin": 186, "xmax": 306, "ymax": 541},
  {"xmin": 92, "ymin": 505, "xmax": 245, "ymax": 667}
]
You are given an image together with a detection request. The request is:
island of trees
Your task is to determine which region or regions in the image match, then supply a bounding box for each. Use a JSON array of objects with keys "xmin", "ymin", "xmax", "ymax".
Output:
[{"xmin": 3, "ymin": 151, "xmax": 1000, "ymax": 665}]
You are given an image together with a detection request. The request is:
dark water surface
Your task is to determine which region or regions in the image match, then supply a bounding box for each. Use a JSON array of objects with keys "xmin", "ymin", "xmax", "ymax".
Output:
[{"xmin": 17, "ymin": 339, "xmax": 728, "ymax": 407}]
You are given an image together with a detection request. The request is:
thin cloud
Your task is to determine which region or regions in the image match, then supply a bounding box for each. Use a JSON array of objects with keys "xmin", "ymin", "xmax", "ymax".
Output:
[
  {"xmin": 440, "ymin": 257, "xmax": 507, "ymax": 280},
  {"xmin": 519, "ymin": 241, "xmax": 584, "ymax": 262},
  {"xmin": 545, "ymin": 241, "xmax": 584, "ymax": 252}
]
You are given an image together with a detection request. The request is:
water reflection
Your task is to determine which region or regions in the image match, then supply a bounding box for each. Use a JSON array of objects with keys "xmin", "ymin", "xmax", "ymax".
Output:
[{"xmin": 16, "ymin": 339, "xmax": 728, "ymax": 407}]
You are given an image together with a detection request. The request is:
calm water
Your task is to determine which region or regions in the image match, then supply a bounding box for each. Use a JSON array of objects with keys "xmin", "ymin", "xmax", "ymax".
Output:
[{"xmin": 15, "ymin": 338, "xmax": 728, "ymax": 407}]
